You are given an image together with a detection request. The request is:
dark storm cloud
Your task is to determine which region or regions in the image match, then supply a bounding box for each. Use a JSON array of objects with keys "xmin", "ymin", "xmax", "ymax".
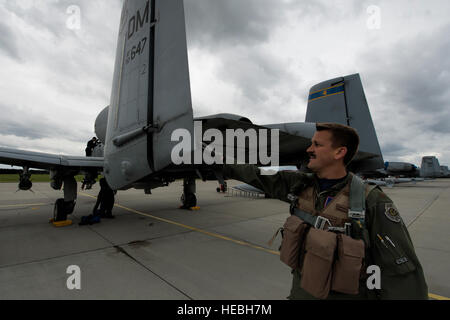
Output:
[
  {"xmin": 429, "ymin": 111, "xmax": 450, "ymax": 134},
  {"xmin": 360, "ymin": 23, "xmax": 450, "ymax": 126},
  {"xmin": 0, "ymin": 21, "xmax": 20, "ymax": 61},
  {"xmin": 184, "ymin": 0, "xmax": 307, "ymax": 110},
  {"xmin": 216, "ymin": 47, "xmax": 295, "ymax": 104},
  {"xmin": 0, "ymin": 103, "xmax": 89, "ymax": 143},
  {"xmin": 184, "ymin": 0, "xmax": 362, "ymax": 49},
  {"xmin": 1, "ymin": 1, "xmax": 121, "ymax": 103},
  {"xmin": 381, "ymin": 142, "xmax": 411, "ymax": 157},
  {"xmin": 184, "ymin": 0, "xmax": 285, "ymax": 48},
  {"xmin": 0, "ymin": 0, "xmax": 121, "ymax": 151}
]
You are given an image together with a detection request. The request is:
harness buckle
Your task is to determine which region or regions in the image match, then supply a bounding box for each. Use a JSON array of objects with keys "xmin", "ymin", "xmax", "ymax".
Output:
[
  {"xmin": 345, "ymin": 222, "xmax": 352, "ymax": 236},
  {"xmin": 314, "ymin": 216, "xmax": 331, "ymax": 230},
  {"xmin": 288, "ymin": 193, "xmax": 299, "ymax": 215},
  {"xmin": 348, "ymin": 210, "xmax": 365, "ymax": 220},
  {"xmin": 327, "ymin": 222, "xmax": 352, "ymax": 235}
]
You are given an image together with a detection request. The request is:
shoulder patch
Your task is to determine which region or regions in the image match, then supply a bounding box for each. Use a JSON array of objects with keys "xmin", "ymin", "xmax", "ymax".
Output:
[{"xmin": 384, "ymin": 203, "xmax": 401, "ymax": 223}]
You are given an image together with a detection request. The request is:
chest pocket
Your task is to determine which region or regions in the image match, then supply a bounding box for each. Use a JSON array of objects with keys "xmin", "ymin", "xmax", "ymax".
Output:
[{"xmin": 374, "ymin": 240, "xmax": 416, "ymax": 276}]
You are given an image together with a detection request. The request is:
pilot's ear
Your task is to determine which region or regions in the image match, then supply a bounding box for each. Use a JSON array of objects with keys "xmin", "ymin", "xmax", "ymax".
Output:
[{"xmin": 335, "ymin": 146, "xmax": 347, "ymax": 160}]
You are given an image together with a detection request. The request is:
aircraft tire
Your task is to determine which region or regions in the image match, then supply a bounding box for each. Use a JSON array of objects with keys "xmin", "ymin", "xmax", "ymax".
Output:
[
  {"xmin": 181, "ymin": 193, "xmax": 197, "ymax": 208},
  {"xmin": 54, "ymin": 198, "xmax": 68, "ymax": 222},
  {"xmin": 64, "ymin": 200, "xmax": 76, "ymax": 215}
]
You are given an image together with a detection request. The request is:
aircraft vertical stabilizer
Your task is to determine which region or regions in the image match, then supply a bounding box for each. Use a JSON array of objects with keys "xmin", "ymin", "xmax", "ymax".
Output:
[
  {"xmin": 420, "ymin": 156, "xmax": 441, "ymax": 177},
  {"xmin": 441, "ymin": 166, "xmax": 450, "ymax": 177},
  {"xmin": 104, "ymin": 0, "xmax": 194, "ymax": 190},
  {"xmin": 305, "ymin": 74, "xmax": 384, "ymax": 173}
]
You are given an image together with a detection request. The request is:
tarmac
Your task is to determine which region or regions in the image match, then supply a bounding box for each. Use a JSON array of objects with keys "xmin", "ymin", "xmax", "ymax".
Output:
[{"xmin": 0, "ymin": 178, "xmax": 449, "ymax": 300}]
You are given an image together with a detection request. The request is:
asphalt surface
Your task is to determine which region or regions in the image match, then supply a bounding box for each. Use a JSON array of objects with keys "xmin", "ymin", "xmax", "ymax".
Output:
[{"xmin": 0, "ymin": 178, "xmax": 449, "ymax": 300}]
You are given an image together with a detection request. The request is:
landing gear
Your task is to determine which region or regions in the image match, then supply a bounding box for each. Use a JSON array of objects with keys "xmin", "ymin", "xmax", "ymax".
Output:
[
  {"xmin": 180, "ymin": 177, "xmax": 198, "ymax": 209},
  {"xmin": 180, "ymin": 193, "xmax": 197, "ymax": 209},
  {"xmin": 53, "ymin": 199, "xmax": 76, "ymax": 222},
  {"xmin": 50, "ymin": 176, "xmax": 77, "ymax": 226}
]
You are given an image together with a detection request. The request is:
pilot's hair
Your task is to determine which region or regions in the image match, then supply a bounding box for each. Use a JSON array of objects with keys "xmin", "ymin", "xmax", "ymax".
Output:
[{"xmin": 316, "ymin": 122, "xmax": 359, "ymax": 165}]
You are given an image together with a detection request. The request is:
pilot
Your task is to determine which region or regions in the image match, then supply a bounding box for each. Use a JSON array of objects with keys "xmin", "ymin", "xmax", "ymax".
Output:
[{"xmin": 222, "ymin": 122, "xmax": 428, "ymax": 299}]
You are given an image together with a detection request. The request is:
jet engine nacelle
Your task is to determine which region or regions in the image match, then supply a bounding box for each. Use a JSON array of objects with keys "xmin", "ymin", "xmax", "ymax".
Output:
[
  {"xmin": 195, "ymin": 113, "xmax": 253, "ymax": 124},
  {"xmin": 384, "ymin": 161, "xmax": 417, "ymax": 172},
  {"xmin": 95, "ymin": 106, "xmax": 109, "ymax": 143}
]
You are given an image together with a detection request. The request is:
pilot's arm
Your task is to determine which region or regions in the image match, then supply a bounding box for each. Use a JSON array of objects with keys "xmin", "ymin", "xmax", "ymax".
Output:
[
  {"xmin": 223, "ymin": 164, "xmax": 309, "ymax": 202},
  {"xmin": 366, "ymin": 189, "xmax": 428, "ymax": 299}
]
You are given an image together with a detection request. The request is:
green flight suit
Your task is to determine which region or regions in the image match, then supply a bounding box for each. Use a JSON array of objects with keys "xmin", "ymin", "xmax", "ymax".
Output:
[{"xmin": 223, "ymin": 164, "xmax": 428, "ymax": 300}]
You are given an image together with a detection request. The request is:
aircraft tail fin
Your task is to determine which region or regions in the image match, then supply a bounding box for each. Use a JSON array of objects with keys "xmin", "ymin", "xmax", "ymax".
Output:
[
  {"xmin": 420, "ymin": 156, "xmax": 441, "ymax": 177},
  {"xmin": 104, "ymin": 0, "xmax": 194, "ymax": 190},
  {"xmin": 305, "ymin": 74, "xmax": 384, "ymax": 173}
]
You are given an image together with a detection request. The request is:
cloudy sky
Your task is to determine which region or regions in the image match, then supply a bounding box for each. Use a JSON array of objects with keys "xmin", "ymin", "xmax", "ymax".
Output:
[{"xmin": 0, "ymin": 0, "xmax": 449, "ymax": 168}]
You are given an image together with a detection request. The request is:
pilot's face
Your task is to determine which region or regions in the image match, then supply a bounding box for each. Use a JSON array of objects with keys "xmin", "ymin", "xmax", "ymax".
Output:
[{"xmin": 306, "ymin": 130, "xmax": 339, "ymax": 172}]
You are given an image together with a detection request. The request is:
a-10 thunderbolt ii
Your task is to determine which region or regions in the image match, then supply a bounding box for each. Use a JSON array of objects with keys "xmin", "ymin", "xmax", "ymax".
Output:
[
  {"xmin": 369, "ymin": 161, "xmax": 421, "ymax": 178},
  {"xmin": 384, "ymin": 162, "xmax": 420, "ymax": 177},
  {"xmin": 0, "ymin": 0, "xmax": 385, "ymax": 223}
]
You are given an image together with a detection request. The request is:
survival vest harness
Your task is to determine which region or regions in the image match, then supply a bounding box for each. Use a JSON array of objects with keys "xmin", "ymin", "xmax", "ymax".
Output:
[
  {"xmin": 274, "ymin": 173, "xmax": 376, "ymax": 299},
  {"xmin": 288, "ymin": 173, "xmax": 371, "ymax": 237}
]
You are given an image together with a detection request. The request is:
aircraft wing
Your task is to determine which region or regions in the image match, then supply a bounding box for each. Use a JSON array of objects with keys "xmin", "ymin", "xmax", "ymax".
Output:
[
  {"xmin": 0, "ymin": 147, "xmax": 103, "ymax": 172},
  {"xmin": 197, "ymin": 115, "xmax": 314, "ymax": 167},
  {"xmin": 197, "ymin": 115, "xmax": 384, "ymax": 172}
]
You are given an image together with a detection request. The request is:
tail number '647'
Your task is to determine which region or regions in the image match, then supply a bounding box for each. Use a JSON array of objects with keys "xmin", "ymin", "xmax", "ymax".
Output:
[{"xmin": 125, "ymin": 37, "xmax": 147, "ymax": 65}]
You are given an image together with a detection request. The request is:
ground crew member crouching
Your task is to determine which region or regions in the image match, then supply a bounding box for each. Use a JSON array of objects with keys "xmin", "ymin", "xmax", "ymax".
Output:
[
  {"xmin": 79, "ymin": 177, "xmax": 115, "ymax": 226},
  {"xmin": 223, "ymin": 123, "xmax": 428, "ymax": 300}
]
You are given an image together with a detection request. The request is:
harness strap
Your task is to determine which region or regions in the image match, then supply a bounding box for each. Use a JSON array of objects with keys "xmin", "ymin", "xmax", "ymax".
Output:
[
  {"xmin": 348, "ymin": 175, "xmax": 366, "ymax": 226},
  {"xmin": 287, "ymin": 174, "xmax": 368, "ymax": 234},
  {"xmin": 292, "ymin": 207, "xmax": 331, "ymax": 230}
]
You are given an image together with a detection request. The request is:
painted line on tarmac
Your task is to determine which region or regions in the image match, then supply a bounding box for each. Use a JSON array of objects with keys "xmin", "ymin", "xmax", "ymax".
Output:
[
  {"xmin": 79, "ymin": 192, "xmax": 449, "ymax": 300},
  {"xmin": 80, "ymin": 192, "xmax": 279, "ymax": 256},
  {"xmin": 118, "ymin": 204, "xmax": 280, "ymax": 256},
  {"xmin": 428, "ymin": 293, "xmax": 450, "ymax": 300},
  {"xmin": 0, "ymin": 203, "xmax": 49, "ymax": 208}
]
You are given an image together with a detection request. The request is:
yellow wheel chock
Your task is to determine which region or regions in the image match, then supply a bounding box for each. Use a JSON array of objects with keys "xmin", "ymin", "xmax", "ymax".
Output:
[{"xmin": 49, "ymin": 218, "xmax": 73, "ymax": 227}]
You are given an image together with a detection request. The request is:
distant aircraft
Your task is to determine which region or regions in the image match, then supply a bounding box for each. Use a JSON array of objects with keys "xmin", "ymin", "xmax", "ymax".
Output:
[
  {"xmin": 421, "ymin": 156, "xmax": 443, "ymax": 178},
  {"xmin": 0, "ymin": 0, "xmax": 384, "ymax": 222},
  {"xmin": 440, "ymin": 165, "xmax": 450, "ymax": 177},
  {"xmin": 378, "ymin": 161, "xmax": 421, "ymax": 178}
]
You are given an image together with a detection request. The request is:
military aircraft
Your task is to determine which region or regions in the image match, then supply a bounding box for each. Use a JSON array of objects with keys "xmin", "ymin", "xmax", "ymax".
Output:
[
  {"xmin": 421, "ymin": 156, "xmax": 443, "ymax": 178},
  {"xmin": 370, "ymin": 161, "xmax": 421, "ymax": 178},
  {"xmin": 440, "ymin": 166, "xmax": 450, "ymax": 177},
  {"xmin": 361, "ymin": 156, "xmax": 450, "ymax": 186},
  {"xmin": 0, "ymin": 0, "xmax": 385, "ymax": 223}
]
